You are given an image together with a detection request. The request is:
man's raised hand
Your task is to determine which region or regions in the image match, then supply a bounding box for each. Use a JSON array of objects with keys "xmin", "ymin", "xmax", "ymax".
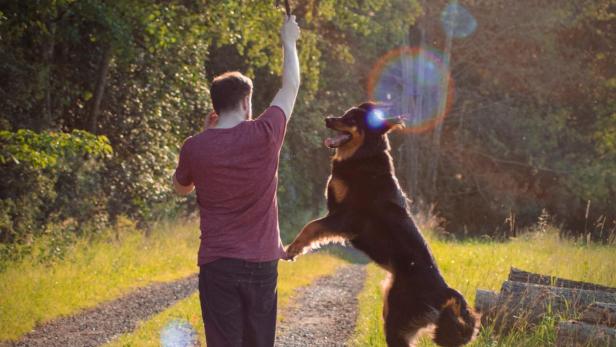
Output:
[{"xmin": 281, "ymin": 15, "xmax": 300, "ymax": 47}]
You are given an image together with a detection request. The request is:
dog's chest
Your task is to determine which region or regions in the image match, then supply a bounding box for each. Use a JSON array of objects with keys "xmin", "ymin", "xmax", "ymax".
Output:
[
  {"xmin": 327, "ymin": 176, "xmax": 349, "ymax": 203},
  {"xmin": 327, "ymin": 173, "xmax": 384, "ymax": 206}
]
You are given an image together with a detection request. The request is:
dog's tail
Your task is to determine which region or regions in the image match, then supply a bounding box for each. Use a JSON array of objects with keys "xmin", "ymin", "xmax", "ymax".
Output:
[{"xmin": 433, "ymin": 288, "xmax": 479, "ymax": 347}]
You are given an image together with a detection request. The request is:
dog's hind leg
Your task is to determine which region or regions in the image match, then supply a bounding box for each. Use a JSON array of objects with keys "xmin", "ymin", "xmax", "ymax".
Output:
[
  {"xmin": 285, "ymin": 213, "xmax": 347, "ymax": 259},
  {"xmin": 384, "ymin": 307, "xmax": 413, "ymax": 347},
  {"xmin": 383, "ymin": 276, "xmax": 413, "ymax": 347},
  {"xmin": 383, "ymin": 276, "xmax": 432, "ymax": 347}
]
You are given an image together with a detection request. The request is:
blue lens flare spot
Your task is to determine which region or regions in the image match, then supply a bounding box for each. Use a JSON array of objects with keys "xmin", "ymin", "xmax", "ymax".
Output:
[
  {"xmin": 441, "ymin": 3, "xmax": 477, "ymax": 39},
  {"xmin": 367, "ymin": 109, "xmax": 387, "ymax": 130},
  {"xmin": 367, "ymin": 47, "xmax": 455, "ymax": 134},
  {"xmin": 160, "ymin": 319, "xmax": 198, "ymax": 347}
]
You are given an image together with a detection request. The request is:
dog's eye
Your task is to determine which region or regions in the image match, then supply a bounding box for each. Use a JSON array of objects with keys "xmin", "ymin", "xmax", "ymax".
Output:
[{"xmin": 347, "ymin": 118, "xmax": 356, "ymax": 125}]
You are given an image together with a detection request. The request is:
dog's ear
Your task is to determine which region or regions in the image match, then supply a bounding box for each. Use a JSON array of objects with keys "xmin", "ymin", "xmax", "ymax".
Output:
[
  {"xmin": 386, "ymin": 115, "xmax": 406, "ymax": 133},
  {"xmin": 357, "ymin": 101, "xmax": 377, "ymax": 111}
]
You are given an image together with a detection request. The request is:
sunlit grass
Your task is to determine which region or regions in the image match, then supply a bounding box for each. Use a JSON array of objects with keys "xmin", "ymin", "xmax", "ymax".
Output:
[
  {"xmin": 351, "ymin": 227, "xmax": 616, "ymax": 347},
  {"xmin": 0, "ymin": 219, "xmax": 201, "ymax": 341},
  {"xmin": 352, "ymin": 262, "xmax": 386, "ymax": 347},
  {"xmin": 105, "ymin": 253, "xmax": 348, "ymax": 346},
  {"xmin": 4, "ymin": 216, "xmax": 614, "ymax": 346}
]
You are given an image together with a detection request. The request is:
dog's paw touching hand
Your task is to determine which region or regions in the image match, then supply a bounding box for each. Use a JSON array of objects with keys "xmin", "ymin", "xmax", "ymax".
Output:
[{"xmin": 283, "ymin": 243, "xmax": 303, "ymax": 261}]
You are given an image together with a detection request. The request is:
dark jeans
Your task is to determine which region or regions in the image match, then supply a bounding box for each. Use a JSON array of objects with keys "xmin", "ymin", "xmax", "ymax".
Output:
[{"xmin": 199, "ymin": 258, "xmax": 278, "ymax": 347}]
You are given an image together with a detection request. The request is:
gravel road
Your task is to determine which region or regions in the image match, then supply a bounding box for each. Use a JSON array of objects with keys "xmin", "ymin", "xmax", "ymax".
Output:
[
  {"xmin": 1, "ymin": 258, "xmax": 367, "ymax": 347},
  {"xmin": 0, "ymin": 274, "xmax": 198, "ymax": 347},
  {"xmin": 275, "ymin": 264, "xmax": 367, "ymax": 347}
]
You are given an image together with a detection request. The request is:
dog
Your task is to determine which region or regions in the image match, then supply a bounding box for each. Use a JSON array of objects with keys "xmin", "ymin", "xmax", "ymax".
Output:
[{"xmin": 285, "ymin": 102, "xmax": 478, "ymax": 347}]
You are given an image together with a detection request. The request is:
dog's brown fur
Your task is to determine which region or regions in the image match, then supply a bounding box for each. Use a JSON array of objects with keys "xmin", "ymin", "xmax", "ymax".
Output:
[{"xmin": 286, "ymin": 102, "xmax": 478, "ymax": 347}]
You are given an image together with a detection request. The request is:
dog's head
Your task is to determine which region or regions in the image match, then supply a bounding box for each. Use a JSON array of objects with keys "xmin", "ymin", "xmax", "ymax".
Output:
[
  {"xmin": 324, "ymin": 102, "xmax": 404, "ymax": 161},
  {"xmin": 433, "ymin": 288, "xmax": 479, "ymax": 347}
]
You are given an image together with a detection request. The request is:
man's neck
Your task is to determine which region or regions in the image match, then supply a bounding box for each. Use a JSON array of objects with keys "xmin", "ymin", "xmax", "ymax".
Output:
[{"xmin": 214, "ymin": 110, "xmax": 248, "ymax": 129}]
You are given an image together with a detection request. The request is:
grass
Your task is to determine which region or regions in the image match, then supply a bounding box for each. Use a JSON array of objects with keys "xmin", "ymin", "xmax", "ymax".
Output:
[
  {"xmin": 352, "ymin": 262, "xmax": 386, "ymax": 347},
  {"xmin": 351, "ymin": 227, "xmax": 616, "ymax": 347},
  {"xmin": 3, "ymin": 215, "xmax": 614, "ymax": 346},
  {"xmin": 105, "ymin": 252, "xmax": 348, "ymax": 346},
  {"xmin": 0, "ymin": 219, "xmax": 201, "ymax": 341}
]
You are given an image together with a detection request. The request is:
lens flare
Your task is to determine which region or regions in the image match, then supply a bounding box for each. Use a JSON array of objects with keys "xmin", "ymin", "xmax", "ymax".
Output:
[
  {"xmin": 366, "ymin": 108, "xmax": 387, "ymax": 130},
  {"xmin": 441, "ymin": 3, "xmax": 477, "ymax": 39},
  {"xmin": 160, "ymin": 319, "xmax": 198, "ymax": 347},
  {"xmin": 367, "ymin": 47, "xmax": 455, "ymax": 134}
]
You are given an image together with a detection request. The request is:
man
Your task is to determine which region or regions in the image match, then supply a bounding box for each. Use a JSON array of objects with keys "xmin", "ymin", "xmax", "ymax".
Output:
[{"xmin": 172, "ymin": 15, "xmax": 300, "ymax": 347}]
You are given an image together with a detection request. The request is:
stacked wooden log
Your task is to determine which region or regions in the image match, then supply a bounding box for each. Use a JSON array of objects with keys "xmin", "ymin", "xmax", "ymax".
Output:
[{"xmin": 475, "ymin": 268, "xmax": 616, "ymax": 346}]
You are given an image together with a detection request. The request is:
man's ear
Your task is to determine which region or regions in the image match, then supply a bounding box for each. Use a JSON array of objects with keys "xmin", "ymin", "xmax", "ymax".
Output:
[
  {"xmin": 243, "ymin": 94, "xmax": 253, "ymax": 119},
  {"xmin": 241, "ymin": 95, "xmax": 249, "ymax": 111}
]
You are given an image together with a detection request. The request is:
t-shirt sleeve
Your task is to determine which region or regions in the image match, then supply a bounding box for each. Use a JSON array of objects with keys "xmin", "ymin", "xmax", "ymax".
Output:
[
  {"xmin": 254, "ymin": 106, "xmax": 287, "ymax": 148},
  {"xmin": 174, "ymin": 138, "xmax": 193, "ymax": 186}
]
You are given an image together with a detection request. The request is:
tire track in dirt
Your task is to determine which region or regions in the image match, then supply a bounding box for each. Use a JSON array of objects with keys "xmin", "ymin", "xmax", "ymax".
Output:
[
  {"xmin": 275, "ymin": 264, "xmax": 367, "ymax": 347},
  {"xmin": 0, "ymin": 274, "xmax": 198, "ymax": 347}
]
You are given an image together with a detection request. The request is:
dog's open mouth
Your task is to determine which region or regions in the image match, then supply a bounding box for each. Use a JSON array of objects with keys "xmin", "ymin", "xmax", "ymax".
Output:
[{"xmin": 324, "ymin": 131, "xmax": 352, "ymax": 148}]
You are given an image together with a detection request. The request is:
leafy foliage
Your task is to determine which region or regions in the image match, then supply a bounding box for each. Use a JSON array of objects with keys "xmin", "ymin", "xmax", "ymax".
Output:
[
  {"xmin": 0, "ymin": 130, "xmax": 111, "ymax": 243},
  {"xmin": 0, "ymin": 0, "xmax": 613, "ymax": 246},
  {"xmin": 0, "ymin": 129, "xmax": 111, "ymax": 168},
  {"xmin": 388, "ymin": 0, "xmax": 615, "ymax": 237}
]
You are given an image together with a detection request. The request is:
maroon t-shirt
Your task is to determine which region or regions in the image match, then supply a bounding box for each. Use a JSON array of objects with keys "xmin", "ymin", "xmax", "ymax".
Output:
[{"xmin": 175, "ymin": 106, "xmax": 287, "ymax": 265}]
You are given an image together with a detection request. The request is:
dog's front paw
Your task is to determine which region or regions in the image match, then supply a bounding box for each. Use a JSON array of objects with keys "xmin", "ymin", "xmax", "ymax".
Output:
[{"xmin": 283, "ymin": 243, "xmax": 304, "ymax": 261}]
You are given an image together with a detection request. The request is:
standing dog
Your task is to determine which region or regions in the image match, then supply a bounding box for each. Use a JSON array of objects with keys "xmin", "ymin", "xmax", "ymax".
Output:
[{"xmin": 285, "ymin": 102, "xmax": 478, "ymax": 347}]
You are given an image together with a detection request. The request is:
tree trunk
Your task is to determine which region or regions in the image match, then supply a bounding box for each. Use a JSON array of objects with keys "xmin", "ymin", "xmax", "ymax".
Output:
[
  {"xmin": 509, "ymin": 267, "xmax": 616, "ymax": 293},
  {"xmin": 401, "ymin": 23, "xmax": 424, "ymax": 200},
  {"xmin": 87, "ymin": 45, "xmax": 113, "ymax": 134},
  {"xmin": 428, "ymin": 0, "xmax": 454, "ymax": 200},
  {"xmin": 581, "ymin": 302, "xmax": 616, "ymax": 327},
  {"xmin": 556, "ymin": 320, "xmax": 616, "ymax": 347},
  {"xmin": 40, "ymin": 10, "xmax": 57, "ymax": 131}
]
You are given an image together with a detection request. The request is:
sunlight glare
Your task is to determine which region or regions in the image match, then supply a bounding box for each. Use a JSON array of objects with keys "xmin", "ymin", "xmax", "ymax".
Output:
[{"xmin": 160, "ymin": 319, "xmax": 198, "ymax": 347}]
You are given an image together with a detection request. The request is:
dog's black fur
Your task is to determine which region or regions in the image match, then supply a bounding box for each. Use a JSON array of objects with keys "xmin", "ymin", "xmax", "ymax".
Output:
[{"xmin": 285, "ymin": 102, "xmax": 478, "ymax": 347}]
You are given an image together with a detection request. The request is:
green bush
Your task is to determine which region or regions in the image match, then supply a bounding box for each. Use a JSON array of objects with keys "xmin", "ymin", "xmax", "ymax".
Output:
[{"xmin": 0, "ymin": 130, "xmax": 111, "ymax": 243}]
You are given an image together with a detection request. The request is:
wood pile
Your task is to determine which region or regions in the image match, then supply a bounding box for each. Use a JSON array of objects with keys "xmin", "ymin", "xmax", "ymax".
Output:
[{"xmin": 475, "ymin": 267, "xmax": 616, "ymax": 346}]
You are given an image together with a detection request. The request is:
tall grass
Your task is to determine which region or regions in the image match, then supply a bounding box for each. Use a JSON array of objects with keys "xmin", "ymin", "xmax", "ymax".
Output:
[
  {"xmin": 0, "ymin": 219, "xmax": 201, "ymax": 341},
  {"xmin": 351, "ymin": 227, "xmax": 616, "ymax": 347}
]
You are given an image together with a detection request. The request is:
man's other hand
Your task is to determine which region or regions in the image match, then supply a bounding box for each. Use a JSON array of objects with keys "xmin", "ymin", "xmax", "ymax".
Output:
[{"xmin": 173, "ymin": 173, "xmax": 194, "ymax": 196}]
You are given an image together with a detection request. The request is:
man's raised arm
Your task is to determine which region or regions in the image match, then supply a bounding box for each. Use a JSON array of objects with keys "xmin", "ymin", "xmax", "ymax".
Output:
[{"xmin": 271, "ymin": 15, "xmax": 300, "ymax": 120}]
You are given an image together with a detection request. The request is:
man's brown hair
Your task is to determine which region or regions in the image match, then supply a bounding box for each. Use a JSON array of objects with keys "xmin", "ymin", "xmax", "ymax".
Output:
[{"xmin": 210, "ymin": 71, "xmax": 253, "ymax": 114}]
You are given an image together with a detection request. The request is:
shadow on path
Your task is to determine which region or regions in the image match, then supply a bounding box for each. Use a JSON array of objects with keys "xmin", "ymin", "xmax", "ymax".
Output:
[{"xmin": 319, "ymin": 245, "xmax": 372, "ymax": 265}]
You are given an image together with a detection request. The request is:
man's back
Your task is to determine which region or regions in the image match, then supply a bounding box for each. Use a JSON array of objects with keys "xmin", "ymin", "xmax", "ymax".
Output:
[
  {"xmin": 173, "ymin": 15, "xmax": 300, "ymax": 347},
  {"xmin": 175, "ymin": 106, "xmax": 287, "ymax": 265}
]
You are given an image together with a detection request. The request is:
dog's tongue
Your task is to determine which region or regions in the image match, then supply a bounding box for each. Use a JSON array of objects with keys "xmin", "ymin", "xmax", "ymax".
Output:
[{"xmin": 324, "ymin": 133, "xmax": 351, "ymax": 148}]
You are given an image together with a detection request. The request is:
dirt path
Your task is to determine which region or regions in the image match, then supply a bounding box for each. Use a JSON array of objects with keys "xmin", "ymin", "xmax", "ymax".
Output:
[
  {"xmin": 275, "ymin": 264, "xmax": 367, "ymax": 347},
  {"xmin": 0, "ymin": 274, "xmax": 198, "ymax": 347},
  {"xmin": 2, "ymin": 254, "xmax": 367, "ymax": 347}
]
